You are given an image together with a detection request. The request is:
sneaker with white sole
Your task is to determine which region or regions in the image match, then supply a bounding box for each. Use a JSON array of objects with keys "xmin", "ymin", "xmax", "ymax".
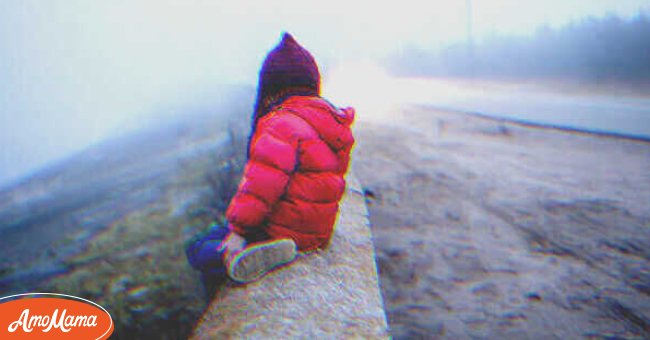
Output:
[{"xmin": 227, "ymin": 238, "xmax": 297, "ymax": 283}]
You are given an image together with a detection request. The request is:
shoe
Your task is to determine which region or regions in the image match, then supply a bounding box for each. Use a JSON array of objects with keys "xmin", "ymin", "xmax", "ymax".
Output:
[{"xmin": 227, "ymin": 238, "xmax": 297, "ymax": 283}]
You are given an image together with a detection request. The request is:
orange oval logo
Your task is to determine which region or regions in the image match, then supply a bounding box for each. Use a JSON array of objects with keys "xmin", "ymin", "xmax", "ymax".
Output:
[{"xmin": 0, "ymin": 293, "xmax": 113, "ymax": 340}]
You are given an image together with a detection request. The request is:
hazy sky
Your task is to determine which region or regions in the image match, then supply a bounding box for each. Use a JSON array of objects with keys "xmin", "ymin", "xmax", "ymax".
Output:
[{"xmin": 1, "ymin": 0, "xmax": 648, "ymax": 186}]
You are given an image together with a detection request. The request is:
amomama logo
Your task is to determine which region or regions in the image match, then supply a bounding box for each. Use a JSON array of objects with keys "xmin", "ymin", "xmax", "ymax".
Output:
[{"xmin": 0, "ymin": 293, "xmax": 113, "ymax": 339}]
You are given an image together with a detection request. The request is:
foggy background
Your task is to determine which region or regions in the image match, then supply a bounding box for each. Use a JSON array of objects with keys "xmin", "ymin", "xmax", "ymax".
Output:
[
  {"xmin": 387, "ymin": 14, "xmax": 650, "ymax": 81},
  {"xmin": 1, "ymin": 0, "xmax": 649, "ymax": 187}
]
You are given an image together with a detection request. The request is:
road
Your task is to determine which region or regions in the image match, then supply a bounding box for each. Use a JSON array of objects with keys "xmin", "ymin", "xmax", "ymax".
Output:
[
  {"xmin": 404, "ymin": 78, "xmax": 650, "ymax": 139},
  {"xmin": 324, "ymin": 63, "xmax": 650, "ymax": 139},
  {"xmin": 353, "ymin": 103, "xmax": 650, "ymax": 339}
]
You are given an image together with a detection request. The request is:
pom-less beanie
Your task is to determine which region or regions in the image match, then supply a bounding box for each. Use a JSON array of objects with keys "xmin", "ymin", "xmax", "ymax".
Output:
[{"xmin": 253, "ymin": 33, "xmax": 321, "ymax": 130}]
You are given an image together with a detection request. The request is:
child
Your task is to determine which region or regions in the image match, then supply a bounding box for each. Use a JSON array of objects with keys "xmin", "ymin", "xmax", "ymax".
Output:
[{"xmin": 187, "ymin": 33, "xmax": 355, "ymax": 284}]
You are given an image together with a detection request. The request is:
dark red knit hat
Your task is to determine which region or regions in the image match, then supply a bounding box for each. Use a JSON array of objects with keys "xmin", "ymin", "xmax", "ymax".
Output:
[
  {"xmin": 259, "ymin": 33, "xmax": 320, "ymax": 95},
  {"xmin": 253, "ymin": 33, "xmax": 320, "ymax": 124},
  {"xmin": 247, "ymin": 33, "xmax": 321, "ymax": 156}
]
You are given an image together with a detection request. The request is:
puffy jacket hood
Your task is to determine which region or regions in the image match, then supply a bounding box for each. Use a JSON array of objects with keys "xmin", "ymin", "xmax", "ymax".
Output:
[{"xmin": 279, "ymin": 96, "xmax": 355, "ymax": 151}]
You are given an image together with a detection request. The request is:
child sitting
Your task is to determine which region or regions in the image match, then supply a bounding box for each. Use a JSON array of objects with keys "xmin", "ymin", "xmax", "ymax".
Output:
[{"xmin": 187, "ymin": 32, "xmax": 355, "ymax": 284}]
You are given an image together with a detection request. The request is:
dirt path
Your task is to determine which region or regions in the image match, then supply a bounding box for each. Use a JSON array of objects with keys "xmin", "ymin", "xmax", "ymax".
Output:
[{"xmin": 353, "ymin": 106, "xmax": 650, "ymax": 339}]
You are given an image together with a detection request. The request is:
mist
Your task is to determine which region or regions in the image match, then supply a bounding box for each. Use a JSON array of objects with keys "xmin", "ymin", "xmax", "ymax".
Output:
[
  {"xmin": 387, "ymin": 13, "xmax": 650, "ymax": 82},
  {"xmin": 1, "ymin": 0, "xmax": 649, "ymax": 186}
]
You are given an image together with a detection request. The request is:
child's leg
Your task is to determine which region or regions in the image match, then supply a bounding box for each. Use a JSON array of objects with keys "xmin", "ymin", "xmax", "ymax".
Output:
[{"xmin": 185, "ymin": 223, "xmax": 229, "ymax": 276}]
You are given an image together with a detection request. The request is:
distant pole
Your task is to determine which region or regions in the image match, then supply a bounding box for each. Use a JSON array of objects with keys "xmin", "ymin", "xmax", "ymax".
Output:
[{"xmin": 466, "ymin": 0, "xmax": 475, "ymax": 78}]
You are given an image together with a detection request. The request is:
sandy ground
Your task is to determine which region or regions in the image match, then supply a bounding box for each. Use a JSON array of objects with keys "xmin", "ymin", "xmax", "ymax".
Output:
[{"xmin": 353, "ymin": 106, "xmax": 650, "ymax": 339}]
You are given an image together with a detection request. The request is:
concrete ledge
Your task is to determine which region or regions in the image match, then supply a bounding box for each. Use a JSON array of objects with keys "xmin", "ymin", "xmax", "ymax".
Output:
[{"xmin": 191, "ymin": 174, "xmax": 390, "ymax": 339}]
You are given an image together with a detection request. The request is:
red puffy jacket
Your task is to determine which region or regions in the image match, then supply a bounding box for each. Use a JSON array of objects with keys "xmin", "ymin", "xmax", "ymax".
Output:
[{"xmin": 226, "ymin": 96, "xmax": 355, "ymax": 251}]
